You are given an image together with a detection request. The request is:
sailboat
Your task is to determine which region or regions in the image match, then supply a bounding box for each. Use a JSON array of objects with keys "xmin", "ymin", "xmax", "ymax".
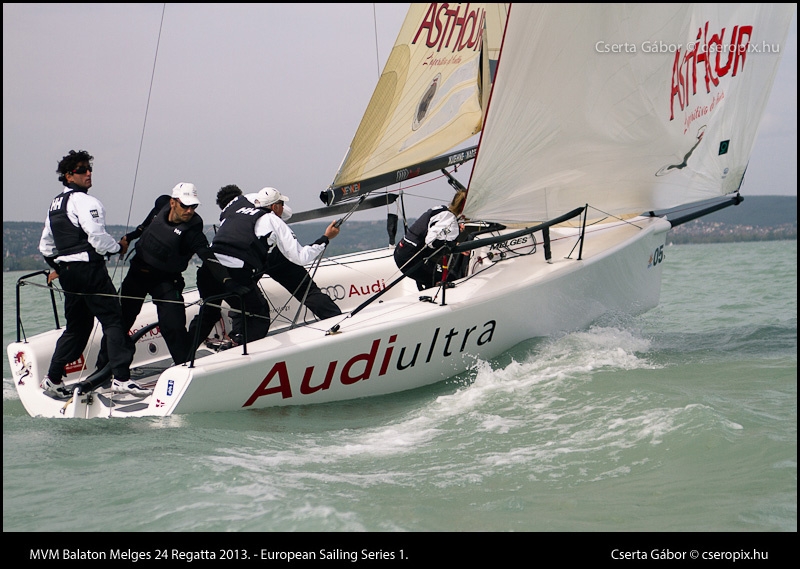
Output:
[{"xmin": 8, "ymin": 3, "xmax": 794, "ymax": 419}]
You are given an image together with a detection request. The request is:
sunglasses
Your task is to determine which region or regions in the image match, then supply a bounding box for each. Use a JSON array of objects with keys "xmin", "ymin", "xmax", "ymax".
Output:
[
  {"xmin": 71, "ymin": 165, "xmax": 93, "ymax": 174},
  {"xmin": 178, "ymin": 201, "xmax": 198, "ymax": 210}
]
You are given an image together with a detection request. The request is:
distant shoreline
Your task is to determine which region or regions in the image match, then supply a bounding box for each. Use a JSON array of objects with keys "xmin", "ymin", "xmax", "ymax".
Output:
[
  {"xmin": 3, "ymin": 196, "xmax": 796, "ymax": 271},
  {"xmin": 667, "ymin": 220, "xmax": 797, "ymax": 244}
]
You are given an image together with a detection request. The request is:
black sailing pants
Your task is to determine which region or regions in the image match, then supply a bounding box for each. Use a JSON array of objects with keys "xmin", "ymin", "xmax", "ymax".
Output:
[
  {"xmin": 48, "ymin": 261, "xmax": 134, "ymax": 382},
  {"xmin": 394, "ymin": 241, "xmax": 441, "ymax": 291},
  {"xmin": 187, "ymin": 263, "xmax": 271, "ymax": 351},
  {"xmin": 97, "ymin": 264, "xmax": 190, "ymax": 367},
  {"xmin": 263, "ymin": 250, "xmax": 341, "ymax": 320}
]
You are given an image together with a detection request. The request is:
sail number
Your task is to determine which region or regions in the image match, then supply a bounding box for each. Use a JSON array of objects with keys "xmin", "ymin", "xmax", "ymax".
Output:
[{"xmin": 651, "ymin": 245, "xmax": 664, "ymax": 267}]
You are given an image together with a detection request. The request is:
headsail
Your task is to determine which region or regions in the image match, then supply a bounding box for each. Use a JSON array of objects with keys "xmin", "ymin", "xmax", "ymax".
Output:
[
  {"xmin": 464, "ymin": 4, "xmax": 794, "ymax": 224},
  {"xmin": 323, "ymin": 3, "xmax": 509, "ymax": 206}
]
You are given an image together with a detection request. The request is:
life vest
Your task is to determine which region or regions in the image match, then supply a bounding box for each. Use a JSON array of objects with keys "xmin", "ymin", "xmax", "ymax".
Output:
[
  {"xmin": 211, "ymin": 195, "xmax": 272, "ymax": 271},
  {"xmin": 48, "ymin": 190, "xmax": 104, "ymax": 262},
  {"xmin": 402, "ymin": 205, "xmax": 449, "ymax": 250},
  {"xmin": 135, "ymin": 203, "xmax": 203, "ymax": 273}
]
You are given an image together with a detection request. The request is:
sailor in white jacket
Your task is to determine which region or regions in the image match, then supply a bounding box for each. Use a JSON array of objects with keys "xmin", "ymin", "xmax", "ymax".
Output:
[
  {"xmin": 394, "ymin": 190, "xmax": 466, "ymax": 290},
  {"xmin": 38, "ymin": 149, "xmax": 146, "ymax": 397},
  {"xmin": 188, "ymin": 186, "xmax": 340, "ymax": 349}
]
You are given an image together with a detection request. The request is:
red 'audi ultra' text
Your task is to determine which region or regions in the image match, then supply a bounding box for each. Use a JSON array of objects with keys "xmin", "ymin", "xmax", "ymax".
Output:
[{"xmin": 243, "ymin": 320, "xmax": 497, "ymax": 406}]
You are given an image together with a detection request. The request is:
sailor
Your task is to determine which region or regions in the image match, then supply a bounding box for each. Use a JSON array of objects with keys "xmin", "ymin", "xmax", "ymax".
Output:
[
  {"xmin": 394, "ymin": 190, "xmax": 467, "ymax": 290},
  {"xmin": 216, "ymin": 185, "xmax": 342, "ymax": 348},
  {"xmin": 95, "ymin": 183, "xmax": 231, "ymax": 368},
  {"xmin": 187, "ymin": 185, "xmax": 341, "ymax": 350},
  {"xmin": 38, "ymin": 150, "xmax": 144, "ymax": 397}
]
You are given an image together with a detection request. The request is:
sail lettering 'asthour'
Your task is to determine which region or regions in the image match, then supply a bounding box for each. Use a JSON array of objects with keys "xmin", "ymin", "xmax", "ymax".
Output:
[
  {"xmin": 412, "ymin": 3, "xmax": 487, "ymax": 51},
  {"xmin": 670, "ymin": 22, "xmax": 755, "ymax": 121},
  {"xmin": 464, "ymin": 4, "xmax": 793, "ymax": 225}
]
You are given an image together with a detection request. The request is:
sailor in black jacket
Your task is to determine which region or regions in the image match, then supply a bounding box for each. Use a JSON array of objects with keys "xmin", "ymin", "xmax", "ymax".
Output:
[
  {"xmin": 188, "ymin": 185, "xmax": 340, "ymax": 350},
  {"xmin": 394, "ymin": 190, "xmax": 466, "ymax": 290},
  {"xmin": 96, "ymin": 183, "xmax": 223, "ymax": 367},
  {"xmin": 38, "ymin": 150, "xmax": 141, "ymax": 397}
]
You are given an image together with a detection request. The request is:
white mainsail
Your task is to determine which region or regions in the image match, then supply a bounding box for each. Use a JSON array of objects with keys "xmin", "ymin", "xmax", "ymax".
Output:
[
  {"xmin": 332, "ymin": 3, "xmax": 509, "ymax": 189},
  {"xmin": 464, "ymin": 4, "xmax": 794, "ymax": 224}
]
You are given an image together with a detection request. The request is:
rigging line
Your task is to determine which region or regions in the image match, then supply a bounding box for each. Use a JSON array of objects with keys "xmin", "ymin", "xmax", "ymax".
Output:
[
  {"xmin": 580, "ymin": 204, "xmax": 646, "ymax": 229},
  {"xmin": 372, "ymin": 4, "xmax": 381, "ymax": 79},
  {"xmin": 123, "ymin": 4, "xmax": 166, "ymax": 239},
  {"xmin": 18, "ymin": 280, "xmax": 198, "ymax": 308},
  {"xmin": 258, "ymin": 279, "xmax": 314, "ymax": 330},
  {"xmin": 372, "ymin": 3, "xmax": 397, "ymax": 219},
  {"xmin": 309, "ymin": 254, "xmax": 394, "ymax": 281},
  {"xmin": 289, "ymin": 195, "xmax": 366, "ymax": 328},
  {"xmin": 195, "ymin": 297, "xmax": 270, "ymax": 323},
  {"xmin": 108, "ymin": 4, "xmax": 166, "ymax": 290},
  {"xmin": 21, "ymin": 280, "xmax": 263, "ymax": 321},
  {"xmin": 381, "ymin": 170, "xmax": 456, "ymax": 202}
]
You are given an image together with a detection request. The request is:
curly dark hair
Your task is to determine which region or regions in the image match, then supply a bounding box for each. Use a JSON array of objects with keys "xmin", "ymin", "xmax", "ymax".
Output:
[
  {"xmin": 57, "ymin": 150, "xmax": 93, "ymax": 186},
  {"xmin": 216, "ymin": 184, "xmax": 243, "ymax": 209}
]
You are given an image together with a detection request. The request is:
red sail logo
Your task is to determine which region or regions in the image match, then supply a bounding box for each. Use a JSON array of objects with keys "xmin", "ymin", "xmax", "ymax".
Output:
[
  {"xmin": 413, "ymin": 4, "xmax": 486, "ymax": 53},
  {"xmin": 670, "ymin": 22, "xmax": 753, "ymax": 120}
]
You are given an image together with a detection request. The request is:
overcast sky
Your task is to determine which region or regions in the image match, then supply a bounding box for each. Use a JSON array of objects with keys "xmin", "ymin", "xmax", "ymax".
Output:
[{"xmin": 3, "ymin": 4, "xmax": 797, "ymax": 228}]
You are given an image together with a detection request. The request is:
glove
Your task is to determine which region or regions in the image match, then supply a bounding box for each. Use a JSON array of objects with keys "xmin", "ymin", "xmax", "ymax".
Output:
[
  {"xmin": 223, "ymin": 277, "xmax": 250, "ymax": 297},
  {"xmin": 118, "ymin": 236, "xmax": 130, "ymax": 257}
]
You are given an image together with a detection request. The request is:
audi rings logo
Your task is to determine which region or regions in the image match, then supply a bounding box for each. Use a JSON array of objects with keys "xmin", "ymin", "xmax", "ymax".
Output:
[
  {"xmin": 396, "ymin": 169, "xmax": 410, "ymax": 182},
  {"xmin": 322, "ymin": 284, "xmax": 346, "ymax": 301}
]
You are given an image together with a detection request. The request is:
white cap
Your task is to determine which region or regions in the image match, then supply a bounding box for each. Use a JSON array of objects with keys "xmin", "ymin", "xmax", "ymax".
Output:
[
  {"xmin": 171, "ymin": 182, "xmax": 201, "ymax": 206},
  {"xmin": 253, "ymin": 187, "xmax": 289, "ymax": 208}
]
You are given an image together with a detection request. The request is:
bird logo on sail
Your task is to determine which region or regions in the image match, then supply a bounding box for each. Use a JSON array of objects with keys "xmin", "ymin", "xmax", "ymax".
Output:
[
  {"xmin": 655, "ymin": 125, "xmax": 706, "ymax": 176},
  {"xmin": 412, "ymin": 74, "xmax": 440, "ymax": 131}
]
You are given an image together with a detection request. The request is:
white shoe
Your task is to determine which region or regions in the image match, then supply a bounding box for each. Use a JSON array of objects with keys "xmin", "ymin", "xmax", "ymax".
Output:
[
  {"xmin": 112, "ymin": 378, "xmax": 152, "ymax": 396},
  {"xmin": 205, "ymin": 338, "xmax": 238, "ymax": 352},
  {"xmin": 40, "ymin": 375, "xmax": 71, "ymax": 399}
]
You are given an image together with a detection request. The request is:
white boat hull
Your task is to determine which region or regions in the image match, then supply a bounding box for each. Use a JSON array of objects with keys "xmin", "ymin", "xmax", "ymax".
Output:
[{"xmin": 9, "ymin": 217, "xmax": 671, "ymax": 418}]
